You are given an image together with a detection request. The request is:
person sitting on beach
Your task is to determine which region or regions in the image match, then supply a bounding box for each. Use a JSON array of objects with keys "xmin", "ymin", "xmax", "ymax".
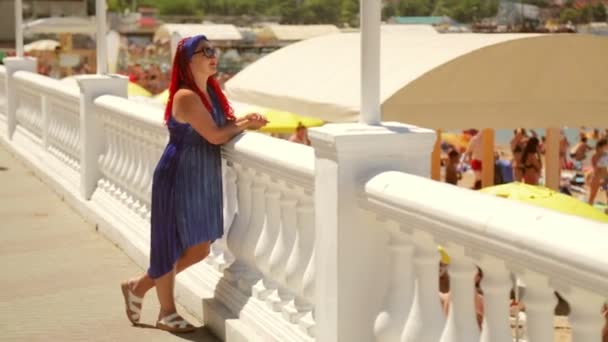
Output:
[
  {"xmin": 570, "ymin": 134, "xmax": 592, "ymax": 163},
  {"xmin": 439, "ymin": 266, "xmax": 485, "ymax": 330},
  {"xmin": 521, "ymin": 137, "xmax": 542, "ymax": 185},
  {"xmin": 588, "ymin": 138, "xmax": 608, "ymax": 205},
  {"xmin": 289, "ymin": 122, "xmax": 311, "ymax": 146},
  {"xmin": 465, "ymin": 130, "xmax": 483, "ymax": 189},
  {"xmin": 445, "ymin": 149, "xmax": 462, "ymax": 186}
]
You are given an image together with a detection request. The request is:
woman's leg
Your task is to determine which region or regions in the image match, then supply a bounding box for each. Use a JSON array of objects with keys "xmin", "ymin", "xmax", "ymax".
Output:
[
  {"xmin": 128, "ymin": 241, "xmax": 211, "ymax": 297},
  {"xmin": 589, "ymin": 174, "xmax": 601, "ymax": 205}
]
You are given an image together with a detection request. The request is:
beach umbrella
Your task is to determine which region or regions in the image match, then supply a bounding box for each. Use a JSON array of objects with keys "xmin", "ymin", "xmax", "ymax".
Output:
[
  {"xmin": 480, "ymin": 182, "xmax": 608, "ymax": 223},
  {"xmin": 154, "ymin": 89, "xmax": 169, "ymax": 104},
  {"xmin": 255, "ymin": 110, "xmax": 324, "ymax": 134},
  {"xmin": 441, "ymin": 132, "xmax": 470, "ymax": 151},
  {"xmin": 128, "ymin": 82, "xmax": 152, "ymax": 97},
  {"xmin": 24, "ymin": 39, "xmax": 60, "ymax": 52}
]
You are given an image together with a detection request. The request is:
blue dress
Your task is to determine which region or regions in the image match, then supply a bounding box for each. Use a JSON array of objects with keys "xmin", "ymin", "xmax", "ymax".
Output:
[{"xmin": 148, "ymin": 88, "xmax": 226, "ymax": 279}]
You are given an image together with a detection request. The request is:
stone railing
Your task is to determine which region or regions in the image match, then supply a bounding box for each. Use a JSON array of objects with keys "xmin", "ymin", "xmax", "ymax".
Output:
[
  {"xmin": 0, "ymin": 65, "xmax": 6, "ymax": 120},
  {"xmin": 360, "ymin": 171, "xmax": 608, "ymax": 342},
  {"xmin": 219, "ymin": 133, "xmax": 316, "ymax": 339},
  {"xmin": 13, "ymin": 72, "xmax": 45, "ymax": 143},
  {"xmin": 94, "ymin": 95, "xmax": 166, "ymax": 221}
]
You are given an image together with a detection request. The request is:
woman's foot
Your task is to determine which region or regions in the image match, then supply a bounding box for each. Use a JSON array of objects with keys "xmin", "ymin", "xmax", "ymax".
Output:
[
  {"xmin": 156, "ymin": 311, "xmax": 196, "ymax": 333},
  {"xmin": 121, "ymin": 280, "xmax": 144, "ymax": 325}
]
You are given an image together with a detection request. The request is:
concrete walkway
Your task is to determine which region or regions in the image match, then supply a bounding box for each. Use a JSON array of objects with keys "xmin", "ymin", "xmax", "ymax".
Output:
[{"xmin": 0, "ymin": 145, "xmax": 219, "ymax": 341}]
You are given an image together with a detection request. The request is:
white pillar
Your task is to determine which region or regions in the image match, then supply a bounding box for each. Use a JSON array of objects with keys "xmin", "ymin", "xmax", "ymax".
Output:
[
  {"xmin": 3, "ymin": 57, "xmax": 36, "ymax": 139},
  {"xmin": 15, "ymin": 0, "xmax": 24, "ymax": 58},
  {"xmin": 359, "ymin": 0, "xmax": 381, "ymax": 125},
  {"xmin": 310, "ymin": 122, "xmax": 436, "ymax": 342},
  {"xmin": 75, "ymin": 75, "xmax": 128, "ymax": 199},
  {"xmin": 479, "ymin": 257, "xmax": 512, "ymax": 342},
  {"xmin": 565, "ymin": 288, "xmax": 605, "ymax": 342},
  {"xmin": 520, "ymin": 271, "xmax": 556, "ymax": 342},
  {"xmin": 95, "ymin": 0, "xmax": 108, "ymax": 74}
]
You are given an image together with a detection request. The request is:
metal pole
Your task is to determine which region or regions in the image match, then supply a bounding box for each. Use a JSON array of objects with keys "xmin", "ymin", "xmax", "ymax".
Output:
[
  {"xmin": 15, "ymin": 0, "xmax": 23, "ymax": 57},
  {"xmin": 359, "ymin": 0, "xmax": 381, "ymax": 125},
  {"xmin": 96, "ymin": 0, "xmax": 108, "ymax": 74}
]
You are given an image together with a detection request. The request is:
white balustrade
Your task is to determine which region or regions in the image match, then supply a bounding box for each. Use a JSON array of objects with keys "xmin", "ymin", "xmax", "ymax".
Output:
[
  {"xmin": 46, "ymin": 93, "xmax": 81, "ymax": 171},
  {"xmin": 362, "ymin": 171, "xmax": 608, "ymax": 342},
  {"xmin": 222, "ymin": 132, "xmax": 316, "ymax": 339},
  {"xmin": 0, "ymin": 66, "xmax": 6, "ymax": 118},
  {"xmin": 14, "ymin": 79, "xmax": 43, "ymax": 141},
  {"xmin": 94, "ymin": 95, "xmax": 166, "ymax": 219}
]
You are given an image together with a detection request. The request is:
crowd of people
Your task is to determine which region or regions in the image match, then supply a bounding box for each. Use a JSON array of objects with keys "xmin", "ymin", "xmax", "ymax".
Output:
[{"xmin": 442, "ymin": 127, "xmax": 608, "ymax": 205}]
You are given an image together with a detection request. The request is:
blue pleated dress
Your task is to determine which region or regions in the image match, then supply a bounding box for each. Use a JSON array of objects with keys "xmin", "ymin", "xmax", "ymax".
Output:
[{"xmin": 148, "ymin": 88, "xmax": 226, "ymax": 279}]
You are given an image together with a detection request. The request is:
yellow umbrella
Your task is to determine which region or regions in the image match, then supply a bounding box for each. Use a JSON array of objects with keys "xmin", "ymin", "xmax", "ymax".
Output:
[
  {"xmin": 480, "ymin": 182, "xmax": 608, "ymax": 223},
  {"xmin": 128, "ymin": 82, "xmax": 152, "ymax": 97},
  {"xmin": 257, "ymin": 110, "xmax": 324, "ymax": 134},
  {"xmin": 441, "ymin": 132, "xmax": 470, "ymax": 151},
  {"xmin": 154, "ymin": 88, "xmax": 169, "ymax": 104}
]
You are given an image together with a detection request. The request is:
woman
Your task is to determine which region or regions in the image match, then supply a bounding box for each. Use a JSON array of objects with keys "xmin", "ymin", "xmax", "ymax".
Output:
[
  {"xmin": 588, "ymin": 138, "xmax": 608, "ymax": 205},
  {"xmin": 520, "ymin": 137, "xmax": 542, "ymax": 185},
  {"xmin": 120, "ymin": 35, "xmax": 267, "ymax": 333},
  {"xmin": 510, "ymin": 128, "xmax": 528, "ymax": 182},
  {"xmin": 288, "ymin": 122, "xmax": 311, "ymax": 146}
]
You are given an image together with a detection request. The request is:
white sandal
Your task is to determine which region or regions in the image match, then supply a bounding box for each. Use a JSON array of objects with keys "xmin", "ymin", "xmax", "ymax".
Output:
[
  {"xmin": 156, "ymin": 312, "xmax": 196, "ymax": 333},
  {"xmin": 121, "ymin": 282, "xmax": 143, "ymax": 325}
]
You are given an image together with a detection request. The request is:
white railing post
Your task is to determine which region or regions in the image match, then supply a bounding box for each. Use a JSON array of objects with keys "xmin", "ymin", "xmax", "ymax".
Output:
[
  {"xmin": 478, "ymin": 256, "xmax": 513, "ymax": 342},
  {"xmin": 75, "ymin": 75, "xmax": 127, "ymax": 199},
  {"xmin": 520, "ymin": 271, "xmax": 556, "ymax": 342},
  {"xmin": 563, "ymin": 287, "xmax": 605, "ymax": 342},
  {"xmin": 3, "ymin": 57, "xmax": 36, "ymax": 139},
  {"xmin": 374, "ymin": 219, "xmax": 415, "ymax": 342},
  {"xmin": 310, "ymin": 123, "xmax": 436, "ymax": 342}
]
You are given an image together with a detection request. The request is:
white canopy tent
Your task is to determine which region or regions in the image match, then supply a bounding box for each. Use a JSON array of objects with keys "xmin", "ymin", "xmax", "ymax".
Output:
[
  {"xmin": 256, "ymin": 24, "xmax": 341, "ymax": 42},
  {"xmin": 226, "ymin": 32, "xmax": 608, "ymax": 128},
  {"xmin": 23, "ymin": 16, "xmax": 97, "ymax": 35},
  {"xmin": 154, "ymin": 24, "xmax": 244, "ymax": 60}
]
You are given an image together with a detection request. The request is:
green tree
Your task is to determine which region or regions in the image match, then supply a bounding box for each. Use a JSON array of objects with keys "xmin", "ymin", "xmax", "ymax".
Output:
[
  {"xmin": 592, "ymin": 3, "xmax": 607, "ymax": 22},
  {"xmin": 560, "ymin": 7, "xmax": 580, "ymax": 23},
  {"xmin": 382, "ymin": 2, "xmax": 398, "ymax": 20}
]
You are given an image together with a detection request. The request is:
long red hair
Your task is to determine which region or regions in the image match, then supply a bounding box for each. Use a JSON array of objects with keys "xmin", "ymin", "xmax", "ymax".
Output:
[{"xmin": 164, "ymin": 38, "xmax": 235, "ymax": 124}]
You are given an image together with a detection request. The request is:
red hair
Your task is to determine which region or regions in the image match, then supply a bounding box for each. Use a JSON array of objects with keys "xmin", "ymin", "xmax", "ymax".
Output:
[{"xmin": 164, "ymin": 38, "xmax": 235, "ymax": 124}]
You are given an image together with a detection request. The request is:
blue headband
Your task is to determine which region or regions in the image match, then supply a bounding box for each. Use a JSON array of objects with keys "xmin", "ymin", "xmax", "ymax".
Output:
[{"xmin": 183, "ymin": 35, "xmax": 209, "ymax": 61}]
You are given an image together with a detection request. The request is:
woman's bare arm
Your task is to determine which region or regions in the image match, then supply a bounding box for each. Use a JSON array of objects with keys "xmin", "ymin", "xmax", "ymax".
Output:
[{"xmin": 173, "ymin": 89, "xmax": 252, "ymax": 145}]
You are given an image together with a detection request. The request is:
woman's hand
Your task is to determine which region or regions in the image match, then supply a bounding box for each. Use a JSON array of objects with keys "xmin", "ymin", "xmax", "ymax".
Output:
[{"xmin": 244, "ymin": 113, "xmax": 269, "ymax": 130}]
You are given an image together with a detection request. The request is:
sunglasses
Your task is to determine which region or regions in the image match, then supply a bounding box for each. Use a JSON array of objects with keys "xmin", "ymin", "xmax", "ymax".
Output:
[{"xmin": 192, "ymin": 46, "xmax": 217, "ymax": 58}]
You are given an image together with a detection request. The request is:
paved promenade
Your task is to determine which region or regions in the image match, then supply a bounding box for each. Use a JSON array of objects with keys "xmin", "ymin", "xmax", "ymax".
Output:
[{"xmin": 0, "ymin": 145, "xmax": 218, "ymax": 341}]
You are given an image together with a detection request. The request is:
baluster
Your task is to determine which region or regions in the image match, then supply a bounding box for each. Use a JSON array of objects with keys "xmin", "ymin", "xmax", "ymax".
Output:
[
  {"xmin": 563, "ymin": 287, "xmax": 604, "ymax": 342},
  {"xmin": 122, "ymin": 124, "xmax": 138, "ymax": 206},
  {"xmin": 374, "ymin": 219, "xmax": 415, "ymax": 342},
  {"xmin": 210, "ymin": 163, "xmax": 237, "ymax": 270},
  {"xmin": 402, "ymin": 230, "xmax": 445, "ymax": 342},
  {"xmin": 282, "ymin": 198, "xmax": 314, "ymax": 323},
  {"xmin": 252, "ymin": 180, "xmax": 282, "ymax": 299},
  {"xmin": 298, "ymin": 204, "xmax": 317, "ymax": 337},
  {"xmin": 224, "ymin": 165, "xmax": 254, "ymax": 283},
  {"xmin": 266, "ymin": 194, "xmax": 298, "ymax": 311},
  {"xmin": 439, "ymin": 244, "xmax": 480, "ymax": 342},
  {"xmin": 104, "ymin": 120, "xmax": 120, "ymax": 191},
  {"xmin": 111, "ymin": 126, "xmax": 127, "ymax": 198},
  {"xmin": 129, "ymin": 127, "xmax": 145, "ymax": 210},
  {"xmin": 136, "ymin": 131, "xmax": 152, "ymax": 218},
  {"xmin": 236, "ymin": 175, "xmax": 268, "ymax": 294},
  {"xmin": 519, "ymin": 271, "xmax": 556, "ymax": 342},
  {"xmin": 97, "ymin": 114, "xmax": 112, "ymax": 189},
  {"xmin": 478, "ymin": 256, "xmax": 512, "ymax": 342}
]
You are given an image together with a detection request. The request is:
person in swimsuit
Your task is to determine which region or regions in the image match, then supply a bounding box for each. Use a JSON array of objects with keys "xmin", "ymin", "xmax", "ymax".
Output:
[
  {"xmin": 511, "ymin": 128, "xmax": 528, "ymax": 182},
  {"xmin": 521, "ymin": 137, "xmax": 542, "ymax": 185},
  {"xmin": 588, "ymin": 138, "xmax": 608, "ymax": 205},
  {"xmin": 120, "ymin": 35, "xmax": 267, "ymax": 333}
]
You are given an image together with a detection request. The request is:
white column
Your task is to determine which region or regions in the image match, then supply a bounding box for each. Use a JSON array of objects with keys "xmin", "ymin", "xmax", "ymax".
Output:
[
  {"xmin": 439, "ymin": 245, "xmax": 480, "ymax": 342},
  {"xmin": 479, "ymin": 256, "xmax": 512, "ymax": 342},
  {"xmin": 374, "ymin": 219, "xmax": 415, "ymax": 342},
  {"xmin": 310, "ymin": 123, "xmax": 436, "ymax": 342},
  {"xmin": 360, "ymin": 0, "xmax": 381, "ymax": 125},
  {"xmin": 266, "ymin": 196, "xmax": 298, "ymax": 311},
  {"xmin": 95, "ymin": 0, "xmax": 108, "ymax": 74},
  {"xmin": 520, "ymin": 271, "xmax": 556, "ymax": 342},
  {"xmin": 224, "ymin": 165, "xmax": 254, "ymax": 283},
  {"xmin": 402, "ymin": 230, "xmax": 446, "ymax": 342},
  {"xmin": 15, "ymin": 0, "xmax": 24, "ymax": 58},
  {"xmin": 565, "ymin": 287, "xmax": 605, "ymax": 342},
  {"xmin": 3, "ymin": 57, "xmax": 37, "ymax": 139},
  {"xmin": 75, "ymin": 75, "xmax": 128, "ymax": 199}
]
